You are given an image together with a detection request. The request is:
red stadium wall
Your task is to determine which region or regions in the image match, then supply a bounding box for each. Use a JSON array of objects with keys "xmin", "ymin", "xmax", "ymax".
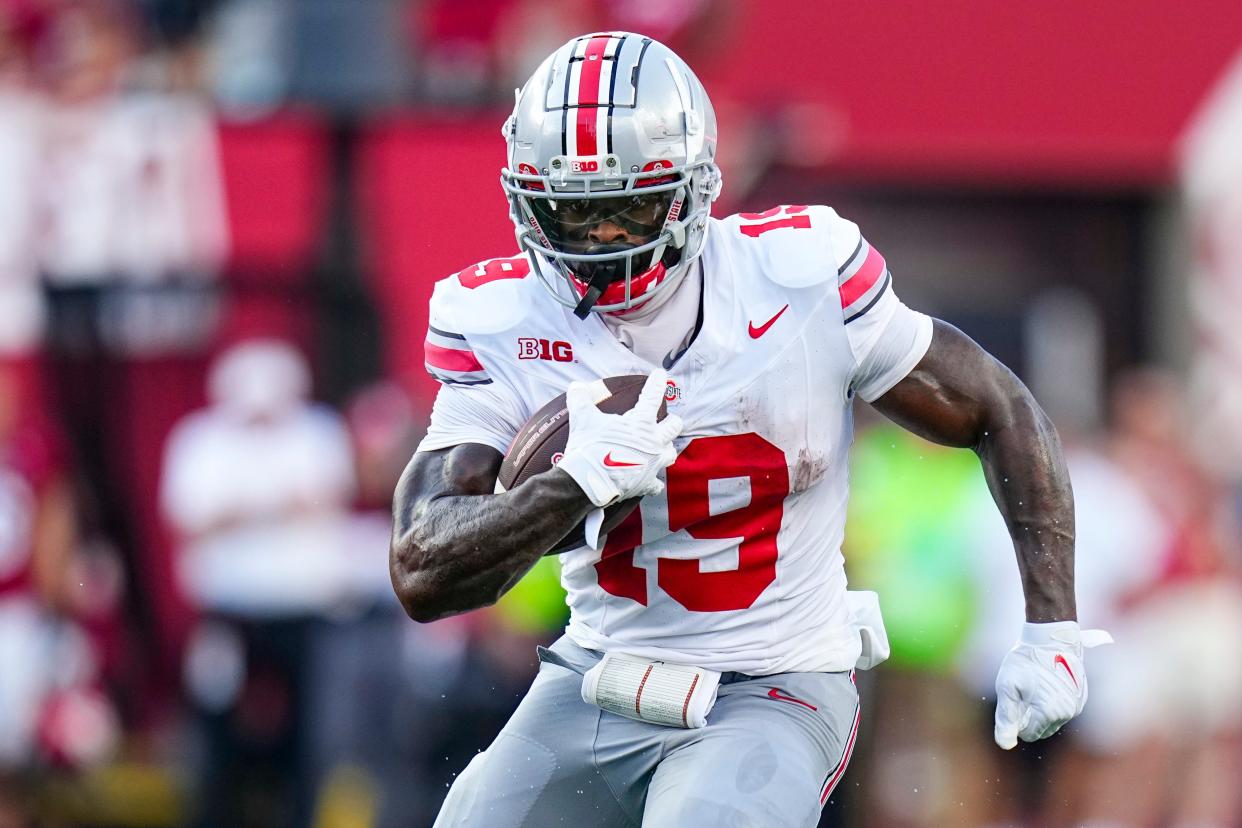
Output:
[
  {"xmin": 357, "ymin": 118, "xmax": 518, "ymax": 404},
  {"xmin": 693, "ymin": 0, "xmax": 1242, "ymax": 186}
]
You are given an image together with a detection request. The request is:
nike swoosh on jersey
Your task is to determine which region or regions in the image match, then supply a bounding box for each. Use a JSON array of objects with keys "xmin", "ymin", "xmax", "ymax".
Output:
[
  {"xmin": 603, "ymin": 452, "xmax": 642, "ymax": 468},
  {"xmin": 766, "ymin": 687, "xmax": 818, "ymax": 711},
  {"xmin": 1053, "ymin": 654, "xmax": 1078, "ymax": 688},
  {"xmin": 748, "ymin": 304, "xmax": 789, "ymax": 339}
]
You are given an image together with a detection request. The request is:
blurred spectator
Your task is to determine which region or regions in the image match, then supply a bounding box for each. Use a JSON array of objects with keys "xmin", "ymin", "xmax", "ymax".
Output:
[
  {"xmin": 334, "ymin": 380, "xmax": 574, "ymax": 825},
  {"xmin": 137, "ymin": 0, "xmax": 222, "ymax": 48},
  {"xmin": 1182, "ymin": 47, "xmax": 1242, "ymax": 483},
  {"xmin": 843, "ymin": 413, "xmax": 991, "ymax": 827},
  {"xmin": 958, "ymin": 431, "xmax": 1166, "ymax": 827},
  {"xmin": 0, "ymin": 1, "xmax": 45, "ymax": 358},
  {"xmin": 19, "ymin": 2, "xmax": 229, "ymax": 705},
  {"xmin": 38, "ymin": 0, "xmax": 227, "ymax": 295},
  {"xmin": 593, "ymin": 0, "xmax": 733, "ymax": 62},
  {"xmin": 962, "ymin": 368, "xmax": 1242, "ymax": 828},
  {"xmin": 162, "ymin": 338, "xmax": 356, "ymax": 619},
  {"xmin": 287, "ymin": 0, "xmax": 411, "ymax": 112},
  {"xmin": 414, "ymin": 0, "xmax": 521, "ymax": 104},
  {"xmin": 161, "ymin": 339, "xmax": 357, "ymax": 827},
  {"xmin": 205, "ymin": 0, "xmax": 289, "ymax": 112},
  {"xmin": 452, "ymin": 0, "xmax": 736, "ymax": 102},
  {"xmin": 1068, "ymin": 370, "xmax": 1242, "ymax": 828},
  {"xmin": 345, "ymin": 380, "xmax": 420, "ymax": 513},
  {"xmin": 0, "ymin": 1, "xmax": 43, "ymax": 88},
  {"xmin": 0, "ymin": 364, "xmax": 119, "ymax": 824},
  {"xmin": 208, "ymin": 0, "xmax": 411, "ymax": 115}
]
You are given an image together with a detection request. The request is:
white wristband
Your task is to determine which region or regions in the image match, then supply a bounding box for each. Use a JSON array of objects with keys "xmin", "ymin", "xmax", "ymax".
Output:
[{"xmin": 1020, "ymin": 620, "xmax": 1113, "ymax": 650}]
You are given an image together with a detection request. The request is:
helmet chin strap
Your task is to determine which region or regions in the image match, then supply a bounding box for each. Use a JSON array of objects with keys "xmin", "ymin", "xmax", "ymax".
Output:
[
  {"xmin": 573, "ymin": 267, "xmax": 617, "ymax": 318},
  {"xmin": 568, "ymin": 220, "xmax": 689, "ymax": 317},
  {"xmin": 571, "ymin": 242, "xmax": 636, "ymax": 318}
]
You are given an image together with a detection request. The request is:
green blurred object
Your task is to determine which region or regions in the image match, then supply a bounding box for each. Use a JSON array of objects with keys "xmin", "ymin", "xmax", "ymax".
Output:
[
  {"xmin": 847, "ymin": 424, "xmax": 986, "ymax": 672},
  {"xmin": 493, "ymin": 554, "xmax": 570, "ymax": 633}
]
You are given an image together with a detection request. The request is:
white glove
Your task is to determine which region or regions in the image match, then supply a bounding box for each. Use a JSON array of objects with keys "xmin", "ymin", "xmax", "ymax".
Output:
[
  {"xmin": 556, "ymin": 370, "xmax": 684, "ymax": 508},
  {"xmin": 993, "ymin": 621, "xmax": 1113, "ymax": 749}
]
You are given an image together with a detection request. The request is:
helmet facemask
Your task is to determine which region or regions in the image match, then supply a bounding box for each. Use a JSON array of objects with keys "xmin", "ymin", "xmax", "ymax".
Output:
[{"xmin": 504, "ymin": 162, "xmax": 716, "ymax": 317}]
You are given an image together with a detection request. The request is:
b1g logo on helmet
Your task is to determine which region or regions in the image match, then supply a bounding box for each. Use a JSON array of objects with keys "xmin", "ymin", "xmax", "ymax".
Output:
[{"xmin": 518, "ymin": 338, "xmax": 574, "ymax": 362}]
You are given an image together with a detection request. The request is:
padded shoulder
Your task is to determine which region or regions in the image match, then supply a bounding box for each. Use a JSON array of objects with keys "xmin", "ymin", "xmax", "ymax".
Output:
[
  {"xmin": 429, "ymin": 254, "xmax": 537, "ymax": 336},
  {"xmin": 712, "ymin": 205, "xmax": 862, "ymax": 290}
]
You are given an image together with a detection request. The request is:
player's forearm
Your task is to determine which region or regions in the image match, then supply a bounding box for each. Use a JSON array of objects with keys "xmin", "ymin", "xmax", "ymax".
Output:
[
  {"xmin": 974, "ymin": 386, "xmax": 1077, "ymax": 623},
  {"xmin": 390, "ymin": 468, "xmax": 592, "ymax": 622},
  {"xmin": 873, "ymin": 322, "xmax": 1078, "ymax": 623}
]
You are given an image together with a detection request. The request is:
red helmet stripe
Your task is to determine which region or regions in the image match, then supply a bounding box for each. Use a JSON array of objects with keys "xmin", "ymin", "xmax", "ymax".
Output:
[{"xmin": 575, "ymin": 35, "xmax": 611, "ymax": 156}]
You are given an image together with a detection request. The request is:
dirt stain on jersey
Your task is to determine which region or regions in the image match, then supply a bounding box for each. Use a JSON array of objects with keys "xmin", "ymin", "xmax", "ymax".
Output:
[
  {"xmin": 790, "ymin": 448, "xmax": 828, "ymax": 493},
  {"xmin": 736, "ymin": 395, "xmax": 765, "ymax": 430}
]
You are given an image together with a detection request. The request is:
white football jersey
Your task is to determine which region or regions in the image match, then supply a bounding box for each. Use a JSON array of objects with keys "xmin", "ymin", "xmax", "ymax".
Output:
[{"xmin": 418, "ymin": 205, "xmax": 932, "ymax": 675}]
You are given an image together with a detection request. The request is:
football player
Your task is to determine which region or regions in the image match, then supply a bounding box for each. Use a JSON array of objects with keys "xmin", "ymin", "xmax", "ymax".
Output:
[{"xmin": 391, "ymin": 32, "xmax": 1106, "ymax": 828}]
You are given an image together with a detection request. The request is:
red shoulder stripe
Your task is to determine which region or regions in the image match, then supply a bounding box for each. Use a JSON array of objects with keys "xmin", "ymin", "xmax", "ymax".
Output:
[
  {"xmin": 839, "ymin": 243, "xmax": 886, "ymax": 308},
  {"xmin": 424, "ymin": 340, "xmax": 484, "ymax": 373}
]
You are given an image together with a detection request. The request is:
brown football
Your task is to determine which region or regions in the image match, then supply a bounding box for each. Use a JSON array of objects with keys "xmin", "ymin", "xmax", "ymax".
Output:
[{"xmin": 497, "ymin": 375, "xmax": 669, "ymax": 555}]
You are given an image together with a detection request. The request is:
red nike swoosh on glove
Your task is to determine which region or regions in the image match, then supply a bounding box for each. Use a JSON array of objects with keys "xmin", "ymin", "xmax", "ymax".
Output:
[
  {"xmin": 766, "ymin": 687, "xmax": 818, "ymax": 711},
  {"xmin": 748, "ymin": 305, "xmax": 789, "ymax": 339},
  {"xmin": 1053, "ymin": 654, "xmax": 1078, "ymax": 688},
  {"xmin": 603, "ymin": 452, "xmax": 641, "ymax": 468}
]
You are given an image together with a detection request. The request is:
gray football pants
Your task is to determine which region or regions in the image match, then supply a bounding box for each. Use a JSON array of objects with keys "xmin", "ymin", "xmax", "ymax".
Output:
[{"xmin": 432, "ymin": 635, "xmax": 860, "ymax": 828}]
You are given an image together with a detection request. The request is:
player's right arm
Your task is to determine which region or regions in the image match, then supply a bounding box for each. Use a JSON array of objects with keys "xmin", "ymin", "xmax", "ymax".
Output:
[
  {"xmin": 389, "ymin": 444, "xmax": 593, "ymax": 622},
  {"xmin": 394, "ymin": 268, "xmax": 681, "ymax": 621},
  {"xmin": 391, "ymin": 374, "xmax": 681, "ymax": 622}
]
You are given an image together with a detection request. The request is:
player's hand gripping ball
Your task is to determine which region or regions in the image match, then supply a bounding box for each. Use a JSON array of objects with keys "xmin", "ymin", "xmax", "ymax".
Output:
[{"xmin": 497, "ymin": 371, "xmax": 681, "ymax": 555}]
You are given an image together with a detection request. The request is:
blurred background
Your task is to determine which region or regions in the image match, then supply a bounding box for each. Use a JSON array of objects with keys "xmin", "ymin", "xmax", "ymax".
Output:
[{"xmin": 0, "ymin": 0, "xmax": 1241, "ymax": 826}]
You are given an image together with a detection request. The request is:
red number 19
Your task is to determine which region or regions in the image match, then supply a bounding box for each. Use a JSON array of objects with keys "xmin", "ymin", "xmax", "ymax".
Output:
[
  {"xmin": 738, "ymin": 205, "xmax": 812, "ymax": 238},
  {"xmin": 595, "ymin": 433, "xmax": 789, "ymax": 612}
]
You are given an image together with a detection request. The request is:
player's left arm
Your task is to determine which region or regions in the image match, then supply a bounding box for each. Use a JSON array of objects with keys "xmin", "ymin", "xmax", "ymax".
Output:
[
  {"xmin": 870, "ymin": 318, "xmax": 1110, "ymax": 749},
  {"xmin": 817, "ymin": 206, "xmax": 1106, "ymax": 747},
  {"xmin": 869, "ymin": 318, "xmax": 1074, "ymax": 623}
]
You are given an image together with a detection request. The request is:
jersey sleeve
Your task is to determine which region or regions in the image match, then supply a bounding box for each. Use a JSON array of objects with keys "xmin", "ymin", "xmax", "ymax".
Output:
[
  {"xmin": 417, "ymin": 381, "xmax": 526, "ymax": 455},
  {"xmin": 424, "ymin": 325, "xmax": 492, "ymax": 387},
  {"xmin": 829, "ymin": 212, "xmax": 933, "ymax": 401},
  {"xmin": 417, "ymin": 278, "xmax": 525, "ymax": 454}
]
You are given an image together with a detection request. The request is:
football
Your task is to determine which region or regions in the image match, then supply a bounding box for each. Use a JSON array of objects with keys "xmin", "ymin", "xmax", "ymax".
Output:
[{"xmin": 497, "ymin": 374, "xmax": 670, "ymax": 555}]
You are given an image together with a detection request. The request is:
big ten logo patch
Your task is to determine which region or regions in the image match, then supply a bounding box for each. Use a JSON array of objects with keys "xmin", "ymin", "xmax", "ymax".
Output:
[
  {"xmin": 518, "ymin": 338, "xmax": 574, "ymax": 362},
  {"xmin": 570, "ymin": 159, "xmax": 599, "ymax": 173}
]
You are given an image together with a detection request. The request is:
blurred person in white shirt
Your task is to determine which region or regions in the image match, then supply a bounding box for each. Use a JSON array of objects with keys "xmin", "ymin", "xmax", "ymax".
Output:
[
  {"xmin": 161, "ymin": 338, "xmax": 356, "ymax": 617},
  {"xmin": 160, "ymin": 338, "xmax": 357, "ymax": 828},
  {"xmin": 0, "ymin": 0, "xmax": 46, "ymax": 358},
  {"xmin": 0, "ymin": 363, "xmax": 120, "ymax": 825},
  {"xmin": 1069, "ymin": 370, "xmax": 1242, "ymax": 828},
  {"xmin": 962, "ymin": 368, "xmax": 1242, "ymax": 828}
]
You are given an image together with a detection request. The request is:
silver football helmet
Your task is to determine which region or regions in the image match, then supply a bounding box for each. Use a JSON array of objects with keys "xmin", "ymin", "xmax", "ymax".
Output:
[{"xmin": 501, "ymin": 32, "xmax": 722, "ymax": 317}]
